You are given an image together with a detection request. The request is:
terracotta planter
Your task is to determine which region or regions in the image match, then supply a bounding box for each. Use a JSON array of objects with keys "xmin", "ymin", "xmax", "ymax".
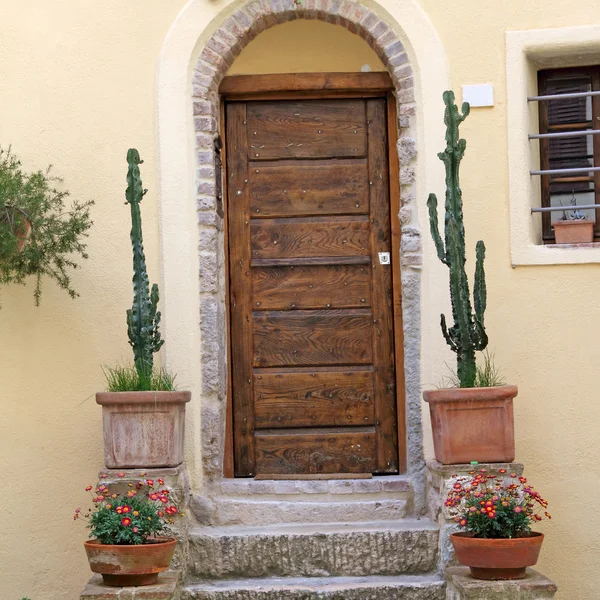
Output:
[
  {"xmin": 423, "ymin": 385, "xmax": 518, "ymax": 464},
  {"xmin": 96, "ymin": 391, "xmax": 191, "ymax": 468},
  {"xmin": 84, "ymin": 537, "xmax": 176, "ymax": 586},
  {"xmin": 553, "ymin": 219, "xmax": 594, "ymax": 244},
  {"xmin": 451, "ymin": 532, "xmax": 544, "ymax": 580}
]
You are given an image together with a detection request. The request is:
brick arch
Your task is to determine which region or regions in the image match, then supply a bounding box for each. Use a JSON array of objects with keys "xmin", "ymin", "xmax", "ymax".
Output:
[{"xmin": 191, "ymin": 1, "xmax": 423, "ymax": 502}]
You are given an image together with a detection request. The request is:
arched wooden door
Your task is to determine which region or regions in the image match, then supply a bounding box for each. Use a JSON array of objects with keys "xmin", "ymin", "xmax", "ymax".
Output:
[{"xmin": 223, "ymin": 74, "xmax": 405, "ymax": 477}]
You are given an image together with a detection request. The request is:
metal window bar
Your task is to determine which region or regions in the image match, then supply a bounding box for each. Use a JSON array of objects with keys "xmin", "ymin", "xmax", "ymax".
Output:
[
  {"xmin": 532, "ymin": 204, "xmax": 600, "ymax": 213},
  {"xmin": 528, "ymin": 90, "xmax": 600, "ymax": 101},
  {"xmin": 529, "ymin": 129, "xmax": 600, "ymax": 140},
  {"xmin": 531, "ymin": 166, "xmax": 600, "ymax": 176}
]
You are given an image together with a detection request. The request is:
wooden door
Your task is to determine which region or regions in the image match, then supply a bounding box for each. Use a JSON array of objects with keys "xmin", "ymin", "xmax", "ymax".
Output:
[{"xmin": 226, "ymin": 96, "xmax": 399, "ymax": 477}]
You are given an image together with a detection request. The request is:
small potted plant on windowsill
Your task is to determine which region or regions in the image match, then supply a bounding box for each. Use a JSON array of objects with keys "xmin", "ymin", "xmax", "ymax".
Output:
[
  {"xmin": 96, "ymin": 149, "xmax": 190, "ymax": 469},
  {"xmin": 552, "ymin": 195, "xmax": 594, "ymax": 244},
  {"xmin": 76, "ymin": 475, "xmax": 181, "ymax": 586},
  {"xmin": 423, "ymin": 91, "xmax": 518, "ymax": 465},
  {"xmin": 446, "ymin": 466, "xmax": 550, "ymax": 580}
]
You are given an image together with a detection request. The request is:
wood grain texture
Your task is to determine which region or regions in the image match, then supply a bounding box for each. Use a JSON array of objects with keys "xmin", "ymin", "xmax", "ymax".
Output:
[
  {"xmin": 252, "ymin": 264, "xmax": 371, "ymax": 310},
  {"xmin": 251, "ymin": 216, "xmax": 370, "ymax": 259},
  {"xmin": 254, "ymin": 370, "xmax": 375, "ymax": 427},
  {"xmin": 249, "ymin": 160, "xmax": 369, "ymax": 217},
  {"xmin": 252, "ymin": 309, "xmax": 373, "ymax": 367},
  {"xmin": 226, "ymin": 102, "xmax": 256, "ymax": 476},
  {"xmin": 367, "ymin": 98, "xmax": 398, "ymax": 473},
  {"xmin": 219, "ymin": 72, "xmax": 394, "ymax": 96},
  {"xmin": 255, "ymin": 429, "xmax": 376, "ymax": 474},
  {"xmin": 246, "ymin": 100, "xmax": 366, "ymax": 160}
]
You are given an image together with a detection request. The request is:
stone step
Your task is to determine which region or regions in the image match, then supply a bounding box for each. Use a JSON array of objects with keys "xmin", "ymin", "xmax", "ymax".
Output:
[
  {"xmin": 188, "ymin": 520, "xmax": 439, "ymax": 579},
  {"xmin": 182, "ymin": 575, "xmax": 446, "ymax": 600},
  {"xmin": 202, "ymin": 497, "xmax": 410, "ymax": 526}
]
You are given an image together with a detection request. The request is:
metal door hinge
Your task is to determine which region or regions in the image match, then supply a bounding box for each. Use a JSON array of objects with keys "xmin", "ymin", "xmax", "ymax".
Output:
[{"xmin": 214, "ymin": 135, "xmax": 224, "ymax": 218}]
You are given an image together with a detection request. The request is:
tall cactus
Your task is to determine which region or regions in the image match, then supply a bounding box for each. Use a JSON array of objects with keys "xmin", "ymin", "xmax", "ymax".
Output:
[
  {"xmin": 427, "ymin": 91, "xmax": 488, "ymax": 388},
  {"xmin": 124, "ymin": 149, "xmax": 164, "ymax": 379}
]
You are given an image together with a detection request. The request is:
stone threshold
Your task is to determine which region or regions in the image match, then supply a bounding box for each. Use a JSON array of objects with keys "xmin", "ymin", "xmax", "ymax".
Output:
[{"xmin": 219, "ymin": 473, "xmax": 411, "ymax": 498}]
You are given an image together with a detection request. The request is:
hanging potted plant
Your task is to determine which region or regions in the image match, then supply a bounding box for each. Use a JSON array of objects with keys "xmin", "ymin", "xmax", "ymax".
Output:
[
  {"xmin": 0, "ymin": 146, "xmax": 93, "ymax": 305},
  {"xmin": 552, "ymin": 195, "xmax": 594, "ymax": 244},
  {"xmin": 423, "ymin": 91, "xmax": 518, "ymax": 465},
  {"xmin": 445, "ymin": 466, "xmax": 550, "ymax": 580},
  {"xmin": 96, "ymin": 149, "xmax": 190, "ymax": 468},
  {"xmin": 76, "ymin": 476, "xmax": 181, "ymax": 586}
]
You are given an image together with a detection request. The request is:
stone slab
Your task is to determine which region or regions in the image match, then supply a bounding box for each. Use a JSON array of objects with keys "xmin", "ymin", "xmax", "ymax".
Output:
[
  {"xmin": 188, "ymin": 520, "xmax": 439, "ymax": 578},
  {"xmin": 202, "ymin": 497, "xmax": 409, "ymax": 526},
  {"xmin": 183, "ymin": 575, "xmax": 445, "ymax": 600},
  {"xmin": 446, "ymin": 567, "xmax": 557, "ymax": 599},
  {"xmin": 81, "ymin": 572, "xmax": 179, "ymax": 600}
]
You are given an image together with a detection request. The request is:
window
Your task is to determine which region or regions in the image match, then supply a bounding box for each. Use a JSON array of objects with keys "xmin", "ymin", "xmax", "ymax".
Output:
[{"xmin": 535, "ymin": 66, "xmax": 600, "ymax": 242}]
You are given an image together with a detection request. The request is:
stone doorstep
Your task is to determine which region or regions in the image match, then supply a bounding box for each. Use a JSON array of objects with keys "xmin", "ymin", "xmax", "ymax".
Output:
[
  {"xmin": 187, "ymin": 520, "xmax": 439, "ymax": 579},
  {"xmin": 203, "ymin": 496, "xmax": 410, "ymax": 526},
  {"xmin": 219, "ymin": 474, "xmax": 412, "ymax": 498},
  {"xmin": 80, "ymin": 572, "xmax": 179, "ymax": 600},
  {"xmin": 182, "ymin": 574, "xmax": 446, "ymax": 600},
  {"xmin": 446, "ymin": 567, "xmax": 558, "ymax": 599}
]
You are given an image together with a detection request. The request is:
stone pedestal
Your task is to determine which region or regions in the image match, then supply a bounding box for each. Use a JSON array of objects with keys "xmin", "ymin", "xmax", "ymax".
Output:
[
  {"xmin": 446, "ymin": 567, "xmax": 557, "ymax": 599},
  {"xmin": 80, "ymin": 572, "xmax": 179, "ymax": 600}
]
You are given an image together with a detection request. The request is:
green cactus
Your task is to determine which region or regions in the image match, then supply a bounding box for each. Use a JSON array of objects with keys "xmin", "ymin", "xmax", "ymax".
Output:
[
  {"xmin": 124, "ymin": 149, "xmax": 164, "ymax": 379},
  {"xmin": 427, "ymin": 91, "xmax": 488, "ymax": 388}
]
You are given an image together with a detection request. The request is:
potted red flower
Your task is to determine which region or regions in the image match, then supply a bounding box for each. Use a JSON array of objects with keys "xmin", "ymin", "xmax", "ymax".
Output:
[
  {"xmin": 445, "ymin": 466, "xmax": 551, "ymax": 580},
  {"xmin": 75, "ymin": 474, "xmax": 181, "ymax": 586}
]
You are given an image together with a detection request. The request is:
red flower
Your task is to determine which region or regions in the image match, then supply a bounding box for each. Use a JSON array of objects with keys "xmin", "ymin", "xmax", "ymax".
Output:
[
  {"xmin": 132, "ymin": 526, "xmax": 139, "ymax": 533},
  {"xmin": 121, "ymin": 505, "xmax": 131, "ymax": 514},
  {"xmin": 85, "ymin": 486, "xmax": 93, "ymax": 491},
  {"xmin": 158, "ymin": 479, "xmax": 165, "ymax": 485},
  {"xmin": 121, "ymin": 517, "xmax": 132, "ymax": 526},
  {"xmin": 160, "ymin": 497, "xmax": 168, "ymax": 504},
  {"xmin": 146, "ymin": 479, "xmax": 154, "ymax": 487},
  {"xmin": 149, "ymin": 493, "xmax": 159, "ymax": 501},
  {"xmin": 118, "ymin": 472, "xmax": 125, "ymax": 478},
  {"xmin": 514, "ymin": 506, "xmax": 523, "ymax": 513},
  {"xmin": 99, "ymin": 474, "xmax": 107, "ymax": 479}
]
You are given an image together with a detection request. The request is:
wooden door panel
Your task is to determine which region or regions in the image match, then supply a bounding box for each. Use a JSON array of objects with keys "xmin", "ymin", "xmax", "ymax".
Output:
[
  {"xmin": 252, "ymin": 264, "xmax": 371, "ymax": 310},
  {"xmin": 246, "ymin": 100, "xmax": 367, "ymax": 160},
  {"xmin": 227, "ymin": 95, "xmax": 400, "ymax": 477},
  {"xmin": 249, "ymin": 160, "xmax": 369, "ymax": 217},
  {"xmin": 254, "ymin": 370, "xmax": 375, "ymax": 427},
  {"xmin": 255, "ymin": 429, "xmax": 376, "ymax": 475},
  {"xmin": 251, "ymin": 216, "xmax": 370, "ymax": 259},
  {"xmin": 252, "ymin": 310, "xmax": 373, "ymax": 367}
]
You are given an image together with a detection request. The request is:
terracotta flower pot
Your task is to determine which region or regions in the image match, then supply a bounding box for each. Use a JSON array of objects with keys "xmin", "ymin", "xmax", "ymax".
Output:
[
  {"xmin": 96, "ymin": 391, "xmax": 191, "ymax": 468},
  {"xmin": 423, "ymin": 385, "xmax": 518, "ymax": 464},
  {"xmin": 84, "ymin": 537, "xmax": 176, "ymax": 586},
  {"xmin": 553, "ymin": 219, "xmax": 594, "ymax": 244},
  {"xmin": 451, "ymin": 532, "xmax": 544, "ymax": 580}
]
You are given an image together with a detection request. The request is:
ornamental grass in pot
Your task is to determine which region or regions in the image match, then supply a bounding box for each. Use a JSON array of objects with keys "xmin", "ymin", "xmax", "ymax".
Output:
[
  {"xmin": 424, "ymin": 91, "xmax": 517, "ymax": 464},
  {"xmin": 96, "ymin": 150, "xmax": 190, "ymax": 468},
  {"xmin": 75, "ymin": 475, "xmax": 181, "ymax": 586},
  {"xmin": 446, "ymin": 466, "xmax": 550, "ymax": 580}
]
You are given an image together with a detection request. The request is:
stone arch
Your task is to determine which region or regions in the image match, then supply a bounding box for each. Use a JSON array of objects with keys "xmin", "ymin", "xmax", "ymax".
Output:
[{"xmin": 157, "ymin": 0, "xmax": 450, "ymax": 508}]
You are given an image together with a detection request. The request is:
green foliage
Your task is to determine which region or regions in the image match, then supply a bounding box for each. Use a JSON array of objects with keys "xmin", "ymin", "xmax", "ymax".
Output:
[
  {"xmin": 445, "ymin": 467, "xmax": 551, "ymax": 539},
  {"xmin": 103, "ymin": 363, "xmax": 177, "ymax": 392},
  {"xmin": 440, "ymin": 350, "xmax": 506, "ymax": 389},
  {"xmin": 75, "ymin": 478, "xmax": 181, "ymax": 545},
  {"xmin": 427, "ymin": 91, "xmax": 489, "ymax": 388},
  {"xmin": 124, "ymin": 149, "xmax": 164, "ymax": 381},
  {"xmin": 0, "ymin": 146, "xmax": 93, "ymax": 305}
]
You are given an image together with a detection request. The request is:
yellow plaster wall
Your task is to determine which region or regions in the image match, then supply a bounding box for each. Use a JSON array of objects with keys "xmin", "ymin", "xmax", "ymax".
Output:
[
  {"xmin": 418, "ymin": 3, "xmax": 600, "ymax": 598},
  {"xmin": 0, "ymin": 2, "xmax": 598, "ymax": 599}
]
